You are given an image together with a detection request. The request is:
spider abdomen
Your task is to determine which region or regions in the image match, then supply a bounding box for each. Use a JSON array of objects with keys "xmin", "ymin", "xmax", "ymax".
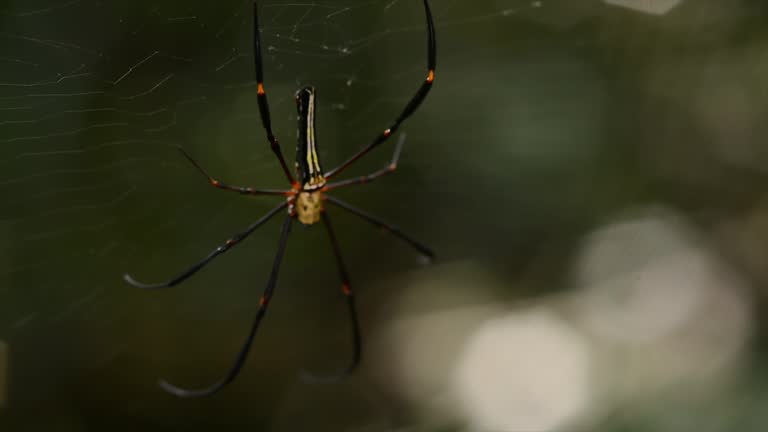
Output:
[{"xmin": 295, "ymin": 86, "xmax": 326, "ymax": 191}]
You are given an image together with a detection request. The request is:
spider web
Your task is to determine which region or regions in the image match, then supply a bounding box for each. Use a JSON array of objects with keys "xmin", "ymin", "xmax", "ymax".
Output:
[
  {"xmin": 0, "ymin": 0, "xmax": 558, "ymax": 342},
  {"xmin": 6, "ymin": 0, "xmax": 766, "ymax": 429},
  {"xmin": 0, "ymin": 0, "xmax": 560, "ymax": 423}
]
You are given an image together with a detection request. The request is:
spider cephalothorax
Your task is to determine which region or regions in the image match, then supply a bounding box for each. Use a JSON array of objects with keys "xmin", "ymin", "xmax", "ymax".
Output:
[
  {"xmin": 292, "ymin": 191, "xmax": 323, "ymax": 225},
  {"xmin": 124, "ymin": 0, "xmax": 436, "ymax": 398}
]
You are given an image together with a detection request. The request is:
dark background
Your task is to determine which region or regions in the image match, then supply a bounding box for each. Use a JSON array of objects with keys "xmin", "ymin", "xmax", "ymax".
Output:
[{"xmin": 1, "ymin": 0, "xmax": 767, "ymax": 430}]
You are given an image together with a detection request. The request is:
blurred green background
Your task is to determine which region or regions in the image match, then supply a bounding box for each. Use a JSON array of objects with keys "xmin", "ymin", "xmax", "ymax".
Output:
[{"xmin": 1, "ymin": 0, "xmax": 767, "ymax": 430}]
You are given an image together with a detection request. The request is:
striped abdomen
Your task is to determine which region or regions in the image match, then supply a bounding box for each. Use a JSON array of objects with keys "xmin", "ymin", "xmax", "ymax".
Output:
[{"xmin": 295, "ymin": 86, "xmax": 326, "ymax": 190}]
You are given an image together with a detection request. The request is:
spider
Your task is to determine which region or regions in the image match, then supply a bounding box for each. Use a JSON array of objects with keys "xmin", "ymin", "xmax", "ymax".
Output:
[{"xmin": 124, "ymin": 0, "xmax": 436, "ymax": 397}]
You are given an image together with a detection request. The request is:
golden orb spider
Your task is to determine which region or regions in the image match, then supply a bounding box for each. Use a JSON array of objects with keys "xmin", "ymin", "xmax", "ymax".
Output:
[{"xmin": 124, "ymin": 0, "xmax": 436, "ymax": 397}]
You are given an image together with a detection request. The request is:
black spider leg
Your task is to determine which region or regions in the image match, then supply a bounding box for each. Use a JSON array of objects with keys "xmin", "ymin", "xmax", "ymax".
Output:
[
  {"xmin": 159, "ymin": 215, "xmax": 293, "ymax": 397},
  {"xmin": 177, "ymin": 145, "xmax": 288, "ymax": 196},
  {"xmin": 253, "ymin": 1, "xmax": 297, "ymax": 186},
  {"xmin": 324, "ymin": 133, "xmax": 406, "ymax": 191},
  {"xmin": 325, "ymin": 196, "xmax": 434, "ymax": 260},
  {"xmin": 324, "ymin": 0, "xmax": 436, "ymax": 180},
  {"xmin": 124, "ymin": 203, "xmax": 287, "ymax": 289},
  {"xmin": 301, "ymin": 212, "xmax": 361, "ymax": 383}
]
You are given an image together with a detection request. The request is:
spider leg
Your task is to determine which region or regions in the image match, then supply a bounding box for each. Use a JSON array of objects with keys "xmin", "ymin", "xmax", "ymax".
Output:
[
  {"xmin": 159, "ymin": 216, "xmax": 293, "ymax": 397},
  {"xmin": 178, "ymin": 145, "xmax": 289, "ymax": 196},
  {"xmin": 323, "ymin": 134, "xmax": 406, "ymax": 192},
  {"xmin": 324, "ymin": 0, "xmax": 436, "ymax": 180},
  {"xmin": 301, "ymin": 212, "xmax": 361, "ymax": 383},
  {"xmin": 325, "ymin": 196, "xmax": 434, "ymax": 261},
  {"xmin": 123, "ymin": 202, "xmax": 287, "ymax": 289},
  {"xmin": 253, "ymin": 1, "xmax": 297, "ymax": 186}
]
